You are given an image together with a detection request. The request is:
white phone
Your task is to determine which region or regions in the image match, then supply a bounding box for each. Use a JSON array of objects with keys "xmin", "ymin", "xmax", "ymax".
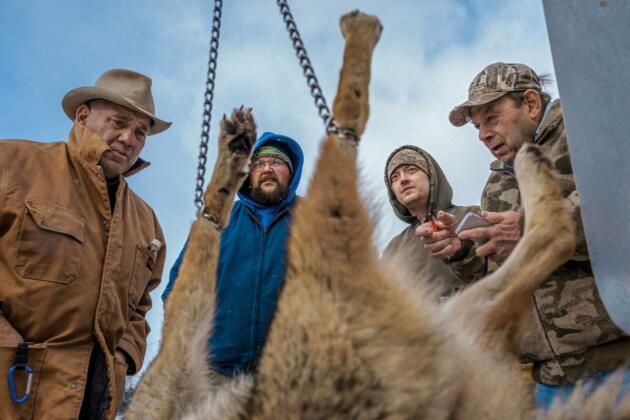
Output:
[{"xmin": 454, "ymin": 212, "xmax": 491, "ymax": 235}]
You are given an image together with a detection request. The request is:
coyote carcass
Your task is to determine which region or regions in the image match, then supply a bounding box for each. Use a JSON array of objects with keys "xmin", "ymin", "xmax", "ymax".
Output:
[{"xmin": 127, "ymin": 10, "xmax": 591, "ymax": 420}]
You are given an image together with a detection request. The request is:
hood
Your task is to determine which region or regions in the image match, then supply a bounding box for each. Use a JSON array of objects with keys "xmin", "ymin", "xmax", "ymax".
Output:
[
  {"xmin": 238, "ymin": 131, "xmax": 304, "ymax": 225},
  {"xmin": 384, "ymin": 145, "xmax": 454, "ymax": 225}
]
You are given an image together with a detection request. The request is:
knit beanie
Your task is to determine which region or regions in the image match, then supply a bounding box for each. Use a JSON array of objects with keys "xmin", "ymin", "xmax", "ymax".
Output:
[
  {"xmin": 252, "ymin": 142, "xmax": 294, "ymax": 174},
  {"xmin": 386, "ymin": 147, "xmax": 429, "ymax": 183}
]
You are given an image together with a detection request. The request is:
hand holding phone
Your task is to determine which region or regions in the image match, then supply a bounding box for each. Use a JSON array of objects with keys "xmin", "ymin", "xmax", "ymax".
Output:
[{"xmin": 454, "ymin": 212, "xmax": 491, "ymax": 236}]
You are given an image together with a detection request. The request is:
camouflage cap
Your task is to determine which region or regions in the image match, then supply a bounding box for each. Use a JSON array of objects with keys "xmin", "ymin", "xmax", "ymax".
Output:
[{"xmin": 449, "ymin": 62, "xmax": 542, "ymax": 127}]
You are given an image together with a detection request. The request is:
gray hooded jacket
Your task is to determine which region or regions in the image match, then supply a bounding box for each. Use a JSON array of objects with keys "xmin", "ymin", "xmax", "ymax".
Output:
[{"xmin": 381, "ymin": 145, "xmax": 479, "ymax": 299}]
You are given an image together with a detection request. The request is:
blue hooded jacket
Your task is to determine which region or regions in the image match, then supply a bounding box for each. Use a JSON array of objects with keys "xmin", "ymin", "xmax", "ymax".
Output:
[{"xmin": 162, "ymin": 132, "xmax": 304, "ymax": 377}]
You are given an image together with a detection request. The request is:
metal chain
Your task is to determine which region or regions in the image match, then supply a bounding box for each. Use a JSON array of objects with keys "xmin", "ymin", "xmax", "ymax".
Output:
[
  {"xmin": 195, "ymin": 0, "xmax": 223, "ymax": 210},
  {"xmin": 276, "ymin": 0, "xmax": 336, "ymax": 133}
]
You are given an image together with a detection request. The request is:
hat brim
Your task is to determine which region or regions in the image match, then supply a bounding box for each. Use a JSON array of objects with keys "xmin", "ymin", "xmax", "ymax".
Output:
[
  {"xmin": 62, "ymin": 86, "xmax": 172, "ymax": 135},
  {"xmin": 448, "ymin": 91, "xmax": 510, "ymax": 127}
]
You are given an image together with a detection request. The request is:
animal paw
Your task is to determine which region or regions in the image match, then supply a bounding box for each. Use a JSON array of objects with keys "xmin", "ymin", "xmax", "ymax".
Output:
[
  {"xmin": 220, "ymin": 106, "xmax": 257, "ymax": 156},
  {"xmin": 339, "ymin": 10, "xmax": 382, "ymax": 47}
]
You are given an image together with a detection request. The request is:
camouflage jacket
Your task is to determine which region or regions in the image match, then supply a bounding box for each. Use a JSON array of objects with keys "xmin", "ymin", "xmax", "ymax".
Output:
[{"xmin": 448, "ymin": 100, "xmax": 629, "ymax": 385}]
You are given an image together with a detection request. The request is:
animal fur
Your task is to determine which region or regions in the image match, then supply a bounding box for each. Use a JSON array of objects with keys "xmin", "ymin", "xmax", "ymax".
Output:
[
  {"xmin": 127, "ymin": 9, "xmax": 628, "ymax": 420},
  {"xmin": 126, "ymin": 107, "xmax": 258, "ymax": 419}
]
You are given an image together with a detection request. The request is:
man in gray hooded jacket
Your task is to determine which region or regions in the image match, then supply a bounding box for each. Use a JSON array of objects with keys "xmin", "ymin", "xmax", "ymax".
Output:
[{"xmin": 382, "ymin": 145, "xmax": 478, "ymax": 299}]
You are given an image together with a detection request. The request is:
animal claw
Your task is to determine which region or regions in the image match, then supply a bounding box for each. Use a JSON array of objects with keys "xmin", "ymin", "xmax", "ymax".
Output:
[{"xmin": 223, "ymin": 118, "xmax": 236, "ymax": 135}]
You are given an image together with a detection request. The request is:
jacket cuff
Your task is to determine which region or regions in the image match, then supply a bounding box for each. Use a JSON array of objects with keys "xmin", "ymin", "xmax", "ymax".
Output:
[{"xmin": 117, "ymin": 336, "xmax": 141, "ymax": 374}]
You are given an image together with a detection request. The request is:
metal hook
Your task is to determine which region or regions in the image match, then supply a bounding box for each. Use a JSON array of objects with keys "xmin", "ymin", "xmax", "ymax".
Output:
[
  {"xmin": 8, "ymin": 342, "xmax": 33, "ymax": 404},
  {"xmin": 8, "ymin": 364, "xmax": 33, "ymax": 404}
]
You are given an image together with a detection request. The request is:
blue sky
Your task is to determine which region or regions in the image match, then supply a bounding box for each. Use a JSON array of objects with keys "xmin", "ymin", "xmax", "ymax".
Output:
[{"xmin": 0, "ymin": 0, "xmax": 556, "ymax": 374}]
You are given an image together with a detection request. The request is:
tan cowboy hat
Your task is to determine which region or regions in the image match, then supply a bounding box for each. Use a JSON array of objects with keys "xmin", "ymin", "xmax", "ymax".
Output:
[{"xmin": 62, "ymin": 69, "xmax": 171, "ymax": 135}]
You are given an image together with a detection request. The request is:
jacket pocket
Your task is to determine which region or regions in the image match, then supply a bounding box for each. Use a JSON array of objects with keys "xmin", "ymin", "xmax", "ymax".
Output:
[
  {"xmin": 14, "ymin": 201, "xmax": 84, "ymax": 285},
  {"xmin": 0, "ymin": 343, "xmax": 47, "ymax": 420},
  {"xmin": 128, "ymin": 245, "xmax": 153, "ymax": 310}
]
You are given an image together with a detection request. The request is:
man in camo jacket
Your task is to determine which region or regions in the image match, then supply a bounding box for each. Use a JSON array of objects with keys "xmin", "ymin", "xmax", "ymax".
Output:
[{"xmin": 416, "ymin": 62, "xmax": 630, "ymax": 408}]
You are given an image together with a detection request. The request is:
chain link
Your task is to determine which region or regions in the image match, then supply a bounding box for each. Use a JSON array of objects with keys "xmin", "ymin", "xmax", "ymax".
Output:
[
  {"xmin": 195, "ymin": 0, "xmax": 223, "ymax": 210},
  {"xmin": 196, "ymin": 0, "xmax": 338, "ymax": 208},
  {"xmin": 276, "ymin": 0, "xmax": 336, "ymax": 132}
]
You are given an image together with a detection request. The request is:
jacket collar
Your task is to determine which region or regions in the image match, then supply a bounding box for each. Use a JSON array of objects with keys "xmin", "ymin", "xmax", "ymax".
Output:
[
  {"xmin": 68, "ymin": 123, "xmax": 150, "ymax": 178},
  {"xmin": 490, "ymin": 159, "xmax": 512, "ymax": 173},
  {"xmin": 534, "ymin": 99, "xmax": 563, "ymax": 145}
]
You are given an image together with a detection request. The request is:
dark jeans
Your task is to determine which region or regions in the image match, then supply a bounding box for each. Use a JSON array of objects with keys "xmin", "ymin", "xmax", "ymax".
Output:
[
  {"xmin": 79, "ymin": 345, "xmax": 110, "ymax": 420},
  {"xmin": 535, "ymin": 368, "xmax": 630, "ymax": 411}
]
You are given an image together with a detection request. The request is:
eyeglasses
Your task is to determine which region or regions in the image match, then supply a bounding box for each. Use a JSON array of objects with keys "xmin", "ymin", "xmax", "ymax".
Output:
[{"xmin": 250, "ymin": 157, "xmax": 287, "ymax": 171}]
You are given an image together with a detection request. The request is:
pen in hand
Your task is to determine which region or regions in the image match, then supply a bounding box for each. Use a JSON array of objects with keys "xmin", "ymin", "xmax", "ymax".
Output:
[{"xmin": 428, "ymin": 214, "xmax": 439, "ymax": 233}]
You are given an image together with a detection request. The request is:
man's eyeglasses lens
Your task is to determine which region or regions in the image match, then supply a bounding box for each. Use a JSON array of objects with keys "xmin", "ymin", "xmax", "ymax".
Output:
[{"xmin": 251, "ymin": 158, "xmax": 286, "ymax": 170}]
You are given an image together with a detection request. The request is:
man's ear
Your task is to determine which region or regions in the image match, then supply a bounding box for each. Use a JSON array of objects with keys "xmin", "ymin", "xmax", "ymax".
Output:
[
  {"xmin": 74, "ymin": 104, "xmax": 91, "ymax": 126},
  {"xmin": 523, "ymin": 89, "xmax": 543, "ymax": 121}
]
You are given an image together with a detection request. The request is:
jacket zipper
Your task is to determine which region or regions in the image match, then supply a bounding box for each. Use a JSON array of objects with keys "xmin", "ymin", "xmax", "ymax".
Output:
[{"xmin": 243, "ymin": 205, "xmax": 291, "ymax": 365}]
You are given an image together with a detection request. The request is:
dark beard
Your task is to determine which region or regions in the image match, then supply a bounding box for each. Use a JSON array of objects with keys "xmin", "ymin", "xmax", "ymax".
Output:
[{"xmin": 249, "ymin": 176, "xmax": 289, "ymax": 206}]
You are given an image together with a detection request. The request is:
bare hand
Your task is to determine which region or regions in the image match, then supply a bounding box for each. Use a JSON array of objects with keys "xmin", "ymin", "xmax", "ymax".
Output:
[
  {"xmin": 457, "ymin": 211, "xmax": 522, "ymax": 263},
  {"xmin": 0, "ymin": 314, "xmax": 23, "ymax": 347},
  {"xmin": 415, "ymin": 211, "xmax": 462, "ymax": 259}
]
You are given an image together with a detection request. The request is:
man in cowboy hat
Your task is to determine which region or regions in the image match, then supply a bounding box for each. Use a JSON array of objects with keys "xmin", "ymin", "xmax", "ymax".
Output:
[
  {"xmin": 416, "ymin": 62, "xmax": 630, "ymax": 408},
  {"xmin": 0, "ymin": 69, "xmax": 170, "ymax": 419}
]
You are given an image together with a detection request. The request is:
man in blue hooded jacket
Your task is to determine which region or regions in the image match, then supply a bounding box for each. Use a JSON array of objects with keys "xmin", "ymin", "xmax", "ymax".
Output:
[{"xmin": 162, "ymin": 131, "xmax": 303, "ymax": 377}]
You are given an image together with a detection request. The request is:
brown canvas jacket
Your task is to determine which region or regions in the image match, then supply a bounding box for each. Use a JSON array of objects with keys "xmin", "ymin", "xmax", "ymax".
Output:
[
  {"xmin": 0, "ymin": 123, "xmax": 165, "ymax": 419},
  {"xmin": 447, "ymin": 100, "xmax": 629, "ymax": 385},
  {"xmin": 382, "ymin": 146, "xmax": 479, "ymax": 299}
]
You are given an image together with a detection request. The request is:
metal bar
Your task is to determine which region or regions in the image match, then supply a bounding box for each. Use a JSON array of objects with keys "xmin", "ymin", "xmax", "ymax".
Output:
[{"xmin": 542, "ymin": 0, "xmax": 630, "ymax": 332}]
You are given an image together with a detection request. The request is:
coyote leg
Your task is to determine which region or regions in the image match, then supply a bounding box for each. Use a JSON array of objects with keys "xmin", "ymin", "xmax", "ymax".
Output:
[
  {"xmin": 248, "ymin": 12, "xmax": 451, "ymax": 419},
  {"xmin": 332, "ymin": 10, "xmax": 382, "ymax": 139},
  {"xmin": 284, "ymin": 10, "xmax": 382, "ymax": 280},
  {"xmin": 285, "ymin": 10, "xmax": 382, "ymax": 302},
  {"xmin": 126, "ymin": 108, "xmax": 257, "ymax": 420},
  {"xmin": 285, "ymin": 10, "xmax": 382, "ymax": 273},
  {"xmin": 446, "ymin": 143, "xmax": 576, "ymax": 351}
]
